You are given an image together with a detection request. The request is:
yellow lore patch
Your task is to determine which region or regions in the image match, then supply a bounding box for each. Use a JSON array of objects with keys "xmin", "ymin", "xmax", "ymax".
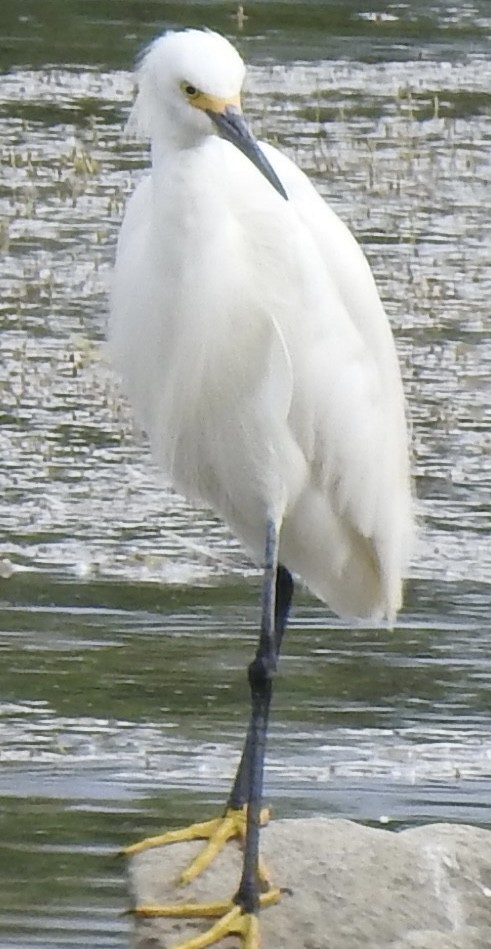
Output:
[{"xmin": 180, "ymin": 82, "xmax": 241, "ymax": 114}]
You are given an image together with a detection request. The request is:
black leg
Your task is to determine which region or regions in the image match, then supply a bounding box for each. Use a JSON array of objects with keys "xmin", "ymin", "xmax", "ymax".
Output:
[
  {"xmin": 227, "ymin": 564, "xmax": 293, "ymax": 811},
  {"xmin": 274, "ymin": 563, "xmax": 294, "ymax": 653},
  {"xmin": 231, "ymin": 520, "xmax": 290, "ymax": 915},
  {"xmin": 235, "ymin": 651, "xmax": 273, "ymax": 913}
]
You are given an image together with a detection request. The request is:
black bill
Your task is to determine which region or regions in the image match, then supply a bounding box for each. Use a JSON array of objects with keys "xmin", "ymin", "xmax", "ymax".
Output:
[{"xmin": 207, "ymin": 105, "xmax": 288, "ymax": 201}]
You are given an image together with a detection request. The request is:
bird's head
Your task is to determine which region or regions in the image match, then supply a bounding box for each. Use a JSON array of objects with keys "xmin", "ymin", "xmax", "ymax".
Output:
[{"xmin": 133, "ymin": 29, "xmax": 287, "ymax": 200}]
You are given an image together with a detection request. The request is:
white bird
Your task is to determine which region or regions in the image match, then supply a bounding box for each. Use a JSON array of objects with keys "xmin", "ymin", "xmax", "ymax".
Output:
[{"xmin": 109, "ymin": 27, "xmax": 413, "ymax": 949}]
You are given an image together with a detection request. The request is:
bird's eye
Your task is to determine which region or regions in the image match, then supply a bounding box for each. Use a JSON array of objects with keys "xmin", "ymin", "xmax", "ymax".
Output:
[{"xmin": 183, "ymin": 83, "xmax": 199, "ymax": 99}]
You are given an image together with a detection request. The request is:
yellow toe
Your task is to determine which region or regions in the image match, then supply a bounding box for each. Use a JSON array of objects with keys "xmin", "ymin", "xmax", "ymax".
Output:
[
  {"xmin": 132, "ymin": 890, "xmax": 281, "ymax": 949},
  {"xmin": 132, "ymin": 888, "xmax": 280, "ymax": 919},
  {"xmin": 180, "ymin": 808, "xmax": 243, "ymax": 884},
  {"xmin": 159, "ymin": 905, "xmax": 249, "ymax": 949},
  {"xmin": 179, "ymin": 806, "xmax": 271, "ymax": 885},
  {"xmin": 122, "ymin": 817, "xmax": 225, "ymax": 858},
  {"xmin": 122, "ymin": 806, "xmax": 271, "ymax": 885}
]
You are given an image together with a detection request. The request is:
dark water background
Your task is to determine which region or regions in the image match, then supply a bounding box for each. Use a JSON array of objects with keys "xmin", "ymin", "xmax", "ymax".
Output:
[{"xmin": 0, "ymin": 1, "xmax": 490, "ymax": 946}]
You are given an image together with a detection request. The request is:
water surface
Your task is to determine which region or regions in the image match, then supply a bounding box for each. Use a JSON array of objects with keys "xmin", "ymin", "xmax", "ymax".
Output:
[{"xmin": 0, "ymin": 1, "xmax": 490, "ymax": 947}]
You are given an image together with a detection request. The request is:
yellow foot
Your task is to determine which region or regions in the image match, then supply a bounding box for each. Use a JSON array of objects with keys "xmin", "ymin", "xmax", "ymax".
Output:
[
  {"xmin": 123, "ymin": 806, "xmax": 271, "ymax": 886},
  {"xmin": 133, "ymin": 889, "xmax": 281, "ymax": 949}
]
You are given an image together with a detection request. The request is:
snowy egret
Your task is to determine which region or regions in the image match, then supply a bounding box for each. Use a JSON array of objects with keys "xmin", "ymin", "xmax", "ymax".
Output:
[{"xmin": 109, "ymin": 27, "xmax": 413, "ymax": 949}]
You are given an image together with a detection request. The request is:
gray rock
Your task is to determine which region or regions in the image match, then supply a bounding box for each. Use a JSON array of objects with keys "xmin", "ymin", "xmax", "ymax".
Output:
[{"xmin": 128, "ymin": 818, "xmax": 491, "ymax": 948}]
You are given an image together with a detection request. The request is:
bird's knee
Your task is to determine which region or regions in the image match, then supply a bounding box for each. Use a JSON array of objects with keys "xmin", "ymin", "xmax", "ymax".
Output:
[{"xmin": 248, "ymin": 655, "xmax": 275, "ymax": 690}]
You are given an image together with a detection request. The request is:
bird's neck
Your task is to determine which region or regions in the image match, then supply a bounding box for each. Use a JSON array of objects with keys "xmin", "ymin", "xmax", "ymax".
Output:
[
  {"xmin": 150, "ymin": 113, "xmax": 211, "ymax": 163},
  {"xmin": 150, "ymin": 137, "xmax": 228, "ymax": 227}
]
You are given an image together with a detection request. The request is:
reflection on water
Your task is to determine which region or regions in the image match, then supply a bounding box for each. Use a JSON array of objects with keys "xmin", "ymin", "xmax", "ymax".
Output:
[{"xmin": 1, "ymin": 1, "xmax": 490, "ymax": 947}]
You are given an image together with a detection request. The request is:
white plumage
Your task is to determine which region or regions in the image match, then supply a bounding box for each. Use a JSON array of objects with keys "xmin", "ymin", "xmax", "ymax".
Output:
[{"xmin": 109, "ymin": 29, "xmax": 413, "ymax": 623}]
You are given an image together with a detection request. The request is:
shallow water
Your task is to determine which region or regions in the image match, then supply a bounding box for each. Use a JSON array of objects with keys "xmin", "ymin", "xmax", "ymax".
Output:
[{"xmin": 0, "ymin": 1, "xmax": 490, "ymax": 947}]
